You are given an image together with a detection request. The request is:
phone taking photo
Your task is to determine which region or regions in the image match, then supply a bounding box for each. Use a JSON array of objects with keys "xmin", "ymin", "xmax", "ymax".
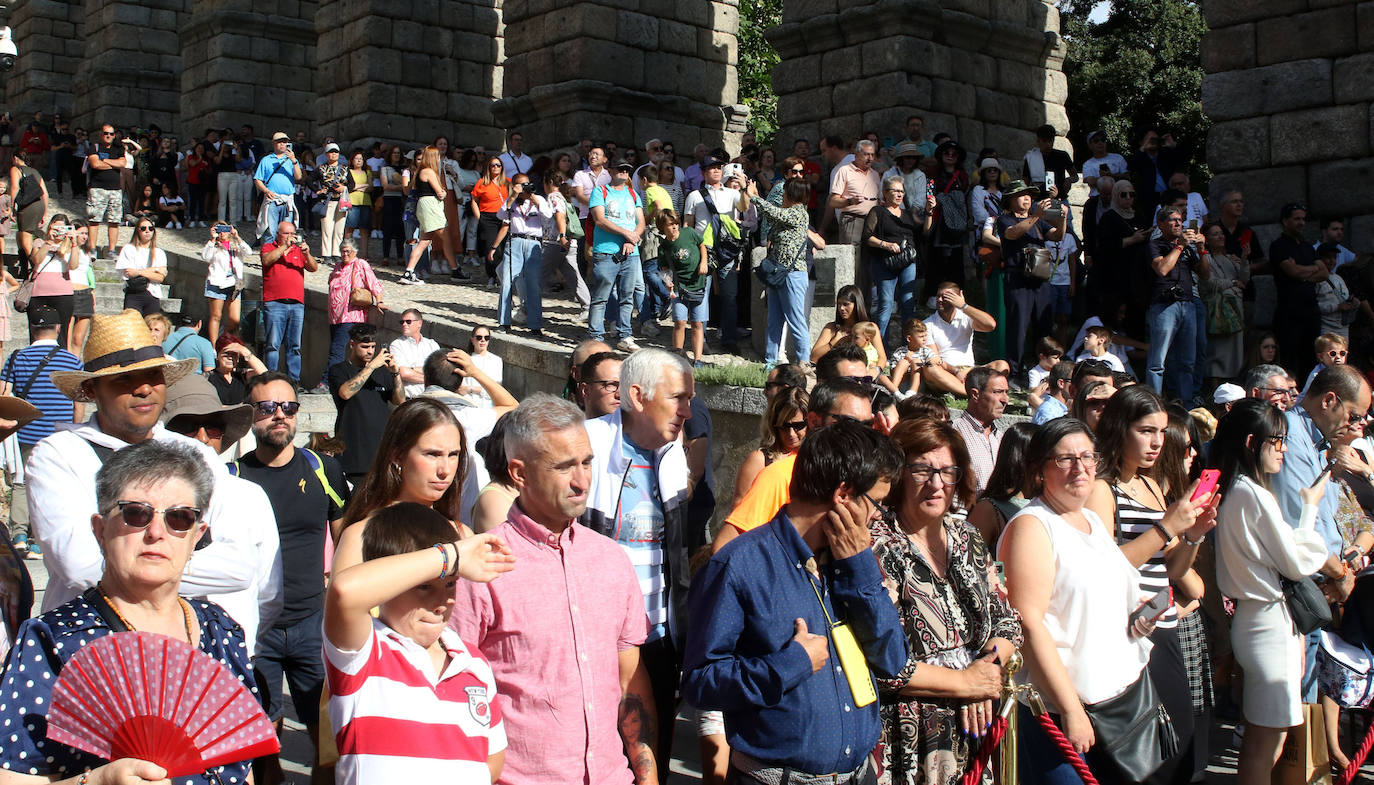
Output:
[{"xmin": 1129, "ymin": 587, "xmax": 1173, "ymax": 628}]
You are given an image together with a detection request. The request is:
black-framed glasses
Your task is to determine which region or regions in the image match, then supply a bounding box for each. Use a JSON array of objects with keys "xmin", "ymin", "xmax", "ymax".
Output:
[
  {"xmin": 789, "ymin": 168, "xmax": 804, "ymax": 174},
  {"xmin": 781, "ymin": 420, "xmax": 807, "ymax": 433},
  {"xmin": 400, "ymin": 318, "xmax": 421, "ymax": 325},
  {"xmin": 585, "ymin": 379, "xmax": 620, "ymax": 392},
  {"xmin": 113, "ymin": 500, "xmax": 202, "ymax": 533},
  {"xmin": 1050, "ymin": 451, "xmax": 1101, "ymax": 469},
  {"xmin": 1259, "ymin": 386, "xmax": 1297, "ymax": 400},
  {"xmin": 907, "ymin": 463, "xmax": 963, "ymax": 485},
  {"xmin": 861, "ymin": 491, "xmax": 891, "ymax": 519},
  {"xmin": 472, "ymin": 334, "xmax": 490, "ymax": 341},
  {"xmin": 1332, "ymin": 394, "xmax": 1368, "ymax": 424},
  {"xmin": 170, "ymin": 417, "xmax": 225, "ymax": 439},
  {"xmin": 1265, "ymin": 434, "xmax": 1289, "ymax": 448},
  {"xmin": 101, "ymin": 131, "xmax": 115, "ymax": 136},
  {"xmin": 827, "ymin": 413, "xmax": 875, "ymax": 428},
  {"xmin": 252, "ymin": 400, "xmax": 301, "ymax": 418}
]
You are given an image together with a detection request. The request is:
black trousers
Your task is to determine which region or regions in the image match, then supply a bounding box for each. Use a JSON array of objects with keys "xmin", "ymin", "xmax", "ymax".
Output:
[{"xmin": 640, "ymin": 635, "xmax": 679, "ymax": 784}]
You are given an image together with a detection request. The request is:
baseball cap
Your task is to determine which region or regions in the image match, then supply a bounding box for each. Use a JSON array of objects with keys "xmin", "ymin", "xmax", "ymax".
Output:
[
  {"xmin": 1212, "ymin": 383, "xmax": 1245, "ymax": 405},
  {"xmin": 703, "ymin": 156, "xmax": 726, "ymax": 169},
  {"xmin": 615, "ymin": 162, "xmax": 634, "ymax": 172},
  {"xmin": 271, "ymin": 131, "xmax": 290, "ymax": 142},
  {"xmin": 28, "ymin": 305, "xmax": 60, "ymax": 327},
  {"xmin": 324, "ymin": 142, "xmax": 340, "ymax": 153}
]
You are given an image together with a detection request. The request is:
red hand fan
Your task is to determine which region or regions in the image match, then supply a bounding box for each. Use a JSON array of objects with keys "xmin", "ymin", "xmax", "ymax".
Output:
[{"xmin": 46, "ymin": 630, "xmax": 280, "ymax": 777}]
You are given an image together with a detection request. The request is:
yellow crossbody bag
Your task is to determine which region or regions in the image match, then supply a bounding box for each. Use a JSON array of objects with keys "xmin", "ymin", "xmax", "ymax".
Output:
[{"xmin": 808, "ymin": 575, "xmax": 877, "ymax": 707}]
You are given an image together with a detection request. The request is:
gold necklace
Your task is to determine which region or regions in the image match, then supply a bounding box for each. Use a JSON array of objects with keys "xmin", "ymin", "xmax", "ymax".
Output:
[{"xmin": 98, "ymin": 585, "xmax": 196, "ymax": 644}]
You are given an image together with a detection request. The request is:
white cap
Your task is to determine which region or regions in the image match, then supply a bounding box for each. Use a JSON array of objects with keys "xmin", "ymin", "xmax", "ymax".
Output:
[
  {"xmin": 978, "ymin": 158, "xmax": 1000, "ymax": 170},
  {"xmin": 1213, "ymin": 383, "xmax": 1246, "ymax": 405}
]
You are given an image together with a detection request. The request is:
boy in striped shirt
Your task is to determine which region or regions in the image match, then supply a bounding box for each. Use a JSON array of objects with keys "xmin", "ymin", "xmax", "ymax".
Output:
[{"xmin": 324, "ymin": 502, "xmax": 515, "ymax": 784}]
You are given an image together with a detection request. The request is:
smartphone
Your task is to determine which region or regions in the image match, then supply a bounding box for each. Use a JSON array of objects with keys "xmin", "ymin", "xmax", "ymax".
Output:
[
  {"xmin": 286, "ymin": 142, "xmax": 294, "ymax": 151},
  {"xmin": 214, "ymin": 223, "xmax": 232, "ymax": 234},
  {"xmin": 1190, "ymin": 469, "xmax": 1220, "ymax": 503},
  {"xmin": 1343, "ymin": 547, "xmax": 1363, "ymax": 568},
  {"xmin": 1129, "ymin": 587, "xmax": 1173, "ymax": 627},
  {"xmin": 1310, "ymin": 464, "xmax": 1334, "ymax": 489},
  {"xmin": 1188, "ymin": 218, "xmax": 1199, "ymax": 231}
]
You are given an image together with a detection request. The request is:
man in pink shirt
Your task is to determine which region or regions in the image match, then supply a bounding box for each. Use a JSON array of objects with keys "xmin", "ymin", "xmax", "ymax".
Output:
[
  {"xmin": 828, "ymin": 140, "xmax": 881, "ymax": 245},
  {"xmin": 452, "ymin": 393, "xmax": 657, "ymax": 785}
]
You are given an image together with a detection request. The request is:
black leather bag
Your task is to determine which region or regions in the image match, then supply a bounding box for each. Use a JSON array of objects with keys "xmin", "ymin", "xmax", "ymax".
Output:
[
  {"xmin": 882, "ymin": 239, "xmax": 920, "ymax": 274},
  {"xmin": 1282, "ymin": 576, "xmax": 1333, "ymax": 635},
  {"xmin": 1082, "ymin": 670, "xmax": 1179, "ymax": 783}
]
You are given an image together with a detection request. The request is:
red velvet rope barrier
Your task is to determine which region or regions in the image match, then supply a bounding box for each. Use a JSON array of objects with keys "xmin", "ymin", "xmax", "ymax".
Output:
[
  {"xmin": 1338, "ymin": 714, "xmax": 1374, "ymax": 785},
  {"xmin": 1033, "ymin": 710, "xmax": 1101, "ymax": 785},
  {"xmin": 960, "ymin": 715, "xmax": 1009, "ymax": 785}
]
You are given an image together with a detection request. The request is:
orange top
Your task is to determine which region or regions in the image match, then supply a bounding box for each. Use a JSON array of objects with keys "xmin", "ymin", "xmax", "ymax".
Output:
[
  {"xmin": 724, "ymin": 452, "xmax": 797, "ymax": 533},
  {"xmin": 473, "ymin": 179, "xmax": 509, "ymax": 213}
]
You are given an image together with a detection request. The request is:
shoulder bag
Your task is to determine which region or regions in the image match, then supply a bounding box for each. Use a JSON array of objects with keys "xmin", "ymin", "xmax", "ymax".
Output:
[
  {"xmin": 1021, "ymin": 226, "xmax": 1055, "ymax": 282},
  {"xmin": 1083, "ymin": 669, "xmax": 1180, "ymax": 783},
  {"xmin": 347, "ymin": 264, "xmax": 375, "ymax": 309},
  {"xmin": 11, "ymin": 267, "xmax": 36, "ymax": 313},
  {"xmin": 1282, "ymin": 575, "xmax": 1333, "ymax": 635}
]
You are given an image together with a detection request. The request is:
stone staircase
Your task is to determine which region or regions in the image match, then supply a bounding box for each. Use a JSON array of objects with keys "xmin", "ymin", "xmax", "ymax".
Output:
[{"xmin": 89, "ymin": 254, "xmax": 183, "ymax": 315}]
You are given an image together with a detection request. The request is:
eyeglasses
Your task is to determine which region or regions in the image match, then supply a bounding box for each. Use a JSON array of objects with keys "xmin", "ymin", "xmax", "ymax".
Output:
[
  {"xmin": 1325, "ymin": 350, "xmax": 1349, "ymax": 359},
  {"xmin": 101, "ymin": 131, "xmax": 115, "ymax": 136},
  {"xmin": 137, "ymin": 225, "xmax": 154, "ymax": 232},
  {"xmin": 1265, "ymin": 434, "xmax": 1289, "ymax": 448},
  {"xmin": 473, "ymin": 334, "xmax": 490, "ymax": 341},
  {"xmin": 1258, "ymin": 386, "xmax": 1297, "ymax": 400},
  {"xmin": 400, "ymin": 318, "xmax": 421, "ymax": 325},
  {"xmin": 251, "ymin": 400, "xmax": 301, "ymax": 418},
  {"xmin": 171, "ymin": 418, "xmax": 225, "ymax": 439},
  {"xmin": 827, "ymin": 413, "xmax": 875, "ymax": 428},
  {"xmin": 907, "ymin": 463, "xmax": 963, "ymax": 485},
  {"xmin": 789, "ymin": 168, "xmax": 804, "ymax": 174},
  {"xmin": 112, "ymin": 500, "xmax": 202, "ymax": 533},
  {"xmin": 861, "ymin": 491, "xmax": 891, "ymax": 519},
  {"xmin": 1332, "ymin": 394, "xmax": 1368, "ymax": 424},
  {"xmin": 1050, "ymin": 451, "xmax": 1101, "ymax": 469},
  {"xmin": 585, "ymin": 379, "xmax": 620, "ymax": 392},
  {"xmin": 781, "ymin": 420, "xmax": 807, "ymax": 433},
  {"xmin": 491, "ymin": 164, "xmax": 503, "ymax": 169},
  {"xmin": 1120, "ymin": 192, "xmax": 1136, "ymax": 197}
]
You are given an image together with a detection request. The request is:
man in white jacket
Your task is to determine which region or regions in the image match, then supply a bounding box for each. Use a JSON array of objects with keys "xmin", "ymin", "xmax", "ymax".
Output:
[{"xmin": 28, "ymin": 311, "xmax": 258, "ymax": 613}]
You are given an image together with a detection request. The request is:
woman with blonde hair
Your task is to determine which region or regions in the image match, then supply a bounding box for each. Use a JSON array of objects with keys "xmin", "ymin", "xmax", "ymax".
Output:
[
  {"xmin": 731, "ymin": 385, "xmax": 808, "ymax": 508},
  {"xmin": 399, "ymin": 145, "xmax": 459, "ymax": 285}
]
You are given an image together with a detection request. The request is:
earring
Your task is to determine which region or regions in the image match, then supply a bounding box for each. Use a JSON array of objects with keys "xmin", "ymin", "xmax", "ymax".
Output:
[{"xmin": 389, "ymin": 463, "xmax": 401, "ymax": 480}]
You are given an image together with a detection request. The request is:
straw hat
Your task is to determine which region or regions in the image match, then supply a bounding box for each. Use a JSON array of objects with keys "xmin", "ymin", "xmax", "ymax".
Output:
[
  {"xmin": 893, "ymin": 141, "xmax": 923, "ymax": 161},
  {"xmin": 0, "ymin": 396, "xmax": 42, "ymax": 441},
  {"xmin": 161, "ymin": 375, "xmax": 253, "ymax": 448},
  {"xmin": 50, "ymin": 310, "xmax": 199, "ymax": 402}
]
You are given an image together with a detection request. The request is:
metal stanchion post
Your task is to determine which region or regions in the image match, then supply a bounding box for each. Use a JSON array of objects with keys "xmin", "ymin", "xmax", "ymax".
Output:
[{"xmin": 996, "ymin": 652, "xmax": 1022, "ymax": 784}]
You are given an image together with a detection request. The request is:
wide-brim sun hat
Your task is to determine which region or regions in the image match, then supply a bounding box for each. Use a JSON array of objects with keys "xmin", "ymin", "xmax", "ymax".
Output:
[
  {"xmin": 161, "ymin": 374, "xmax": 254, "ymax": 448},
  {"xmin": 1003, "ymin": 179, "xmax": 1038, "ymax": 201},
  {"xmin": 0, "ymin": 396, "xmax": 42, "ymax": 441},
  {"xmin": 893, "ymin": 141, "xmax": 923, "ymax": 161},
  {"xmin": 50, "ymin": 310, "xmax": 199, "ymax": 403}
]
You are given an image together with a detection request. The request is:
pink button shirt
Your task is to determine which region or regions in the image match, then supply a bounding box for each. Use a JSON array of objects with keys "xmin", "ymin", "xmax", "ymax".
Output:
[{"xmin": 451, "ymin": 505, "xmax": 649, "ymax": 785}]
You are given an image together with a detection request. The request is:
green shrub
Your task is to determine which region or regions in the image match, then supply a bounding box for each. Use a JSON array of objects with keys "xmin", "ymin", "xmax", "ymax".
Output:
[{"xmin": 694, "ymin": 362, "xmax": 768, "ymax": 389}]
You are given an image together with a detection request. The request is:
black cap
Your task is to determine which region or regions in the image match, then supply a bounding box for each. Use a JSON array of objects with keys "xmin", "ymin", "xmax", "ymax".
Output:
[
  {"xmin": 703, "ymin": 156, "xmax": 726, "ymax": 168},
  {"xmin": 615, "ymin": 162, "xmax": 634, "ymax": 172},
  {"xmin": 29, "ymin": 305, "xmax": 60, "ymax": 327}
]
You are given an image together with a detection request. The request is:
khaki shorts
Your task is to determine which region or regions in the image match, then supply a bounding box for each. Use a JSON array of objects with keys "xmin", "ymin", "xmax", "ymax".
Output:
[{"xmin": 87, "ymin": 187, "xmax": 122, "ymax": 224}]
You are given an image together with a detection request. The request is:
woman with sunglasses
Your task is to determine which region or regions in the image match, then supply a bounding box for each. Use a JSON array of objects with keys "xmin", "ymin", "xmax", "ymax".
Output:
[
  {"xmin": 208, "ymin": 332, "xmax": 266, "ymax": 405},
  {"xmin": 472, "ymin": 156, "xmax": 510, "ymax": 286},
  {"xmin": 458, "ymin": 326, "xmax": 503, "ymax": 408},
  {"xmin": 0, "ymin": 440, "xmax": 260, "ymax": 785},
  {"xmin": 1210, "ymin": 399, "xmax": 1330, "ymax": 784},
  {"xmin": 870, "ymin": 418, "xmax": 1022, "ymax": 785},
  {"xmin": 1001, "ymin": 417, "xmax": 1162, "ymax": 784},
  {"xmin": 24, "ymin": 214, "xmax": 79, "ymax": 347},
  {"xmin": 116, "ymin": 217, "xmax": 167, "ymax": 316},
  {"xmin": 731, "ymin": 385, "xmax": 808, "ymax": 510}
]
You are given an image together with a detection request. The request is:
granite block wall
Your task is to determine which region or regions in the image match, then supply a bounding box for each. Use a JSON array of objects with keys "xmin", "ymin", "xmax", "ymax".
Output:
[
  {"xmin": 72, "ymin": 0, "xmax": 189, "ymax": 131},
  {"xmin": 5, "ymin": 0, "xmax": 86, "ymax": 119}
]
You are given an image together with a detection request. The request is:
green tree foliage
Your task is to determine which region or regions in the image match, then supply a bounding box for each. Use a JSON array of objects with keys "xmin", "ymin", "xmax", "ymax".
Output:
[
  {"xmin": 1061, "ymin": 0, "xmax": 1209, "ymax": 180},
  {"xmin": 738, "ymin": 0, "xmax": 783, "ymax": 144}
]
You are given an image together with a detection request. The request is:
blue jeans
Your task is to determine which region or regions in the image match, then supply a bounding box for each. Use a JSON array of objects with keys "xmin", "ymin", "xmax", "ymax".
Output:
[
  {"xmin": 765, "ymin": 269, "xmax": 811, "ymax": 365},
  {"xmin": 1017, "ymin": 703, "xmax": 1109, "ymax": 785},
  {"xmin": 589, "ymin": 252, "xmax": 636, "ymax": 340},
  {"xmin": 638, "ymin": 255, "xmax": 672, "ymax": 326},
  {"xmin": 716, "ymin": 261, "xmax": 740, "ymax": 344},
  {"xmin": 1193, "ymin": 297, "xmax": 1209, "ymax": 387},
  {"xmin": 253, "ymin": 609, "xmax": 325, "ymax": 724},
  {"xmin": 328, "ymin": 322, "xmax": 354, "ymax": 369},
  {"xmin": 498, "ymin": 236, "xmax": 543, "ymax": 330},
  {"xmin": 1146, "ymin": 299, "xmax": 1197, "ymax": 401},
  {"xmin": 261, "ymin": 197, "xmax": 294, "ymax": 243},
  {"xmin": 263, "ymin": 300, "xmax": 305, "ymax": 382},
  {"xmin": 868, "ymin": 259, "xmax": 917, "ymax": 349}
]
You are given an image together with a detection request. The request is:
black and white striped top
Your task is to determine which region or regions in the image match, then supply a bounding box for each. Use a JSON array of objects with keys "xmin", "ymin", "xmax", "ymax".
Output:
[{"xmin": 1112, "ymin": 483, "xmax": 1177, "ymax": 628}]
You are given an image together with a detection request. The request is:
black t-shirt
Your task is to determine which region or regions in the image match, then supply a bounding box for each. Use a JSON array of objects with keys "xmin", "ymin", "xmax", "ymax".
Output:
[
  {"xmin": 150, "ymin": 151, "xmax": 179, "ymax": 186},
  {"xmin": 208, "ymin": 372, "xmax": 248, "ymax": 405},
  {"xmin": 328, "ymin": 361, "xmax": 397, "ymax": 474},
  {"xmin": 1270, "ymin": 233, "xmax": 1320, "ymax": 316},
  {"xmin": 996, "ymin": 212, "xmax": 1054, "ymax": 288},
  {"xmin": 53, "ymin": 132, "xmax": 76, "ymax": 159},
  {"xmin": 1025, "ymin": 148, "xmax": 1076, "ymax": 196},
  {"xmin": 235, "ymin": 450, "xmax": 349, "ymax": 625},
  {"xmin": 87, "ymin": 142, "xmax": 123, "ymax": 190},
  {"xmin": 1148, "ymin": 236, "xmax": 1201, "ymax": 304},
  {"xmin": 213, "ymin": 141, "xmax": 237, "ymax": 173}
]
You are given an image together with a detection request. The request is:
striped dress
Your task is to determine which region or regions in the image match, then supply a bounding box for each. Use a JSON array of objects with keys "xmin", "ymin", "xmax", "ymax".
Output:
[{"xmin": 1111, "ymin": 482, "xmax": 1177, "ymax": 629}]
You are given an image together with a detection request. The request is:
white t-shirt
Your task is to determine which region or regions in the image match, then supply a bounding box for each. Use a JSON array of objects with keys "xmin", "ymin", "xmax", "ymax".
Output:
[
  {"xmin": 1045, "ymin": 233, "xmax": 1078, "ymax": 287},
  {"xmin": 1028, "ymin": 364, "xmax": 1051, "ymax": 390},
  {"xmin": 923, "ymin": 309, "xmax": 976, "ymax": 367},
  {"xmin": 115, "ymin": 244, "xmax": 168, "ymax": 298},
  {"xmin": 682, "ymin": 183, "xmax": 744, "ymax": 229},
  {"xmin": 1081, "ymin": 153, "xmax": 1128, "ymax": 196},
  {"xmin": 365, "ymin": 155, "xmax": 385, "ymax": 187},
  {"xmin": 571, "ymin": 168, "xmax": 611, "ymax": 219},
  {"xmin": 1075, "ymin": 349, "xmax": 1125, "ymax": 373},
  {"xmin": 460, "ymin": 351, "xmax": 504, "ymax": 407},
  {"xmin": 1072, "ymin": 316, "xmax": 1136, "ymax": 378}
]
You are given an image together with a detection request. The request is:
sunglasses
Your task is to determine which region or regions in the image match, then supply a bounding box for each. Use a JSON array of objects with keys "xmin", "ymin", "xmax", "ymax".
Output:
[
  {"xmin": 789, "ymin": 168, "xmax": 804, "ymax": 174},
  {"xmin": 781, "ymin": 420, "xmax": 807, "ymax": 433},
  {"xmin": 113, "ymin": 500, "xmax": 202, "ymax": 533},
  {"xmin": 137, "ymin": 225, "xmax": 155, "ymax": 232},
  {"xmin": 171, "ymin": 417, "xmax": 225, "ymax": 438},
  {"xmin": 252, "ymin": 400, "xmax": 301, "ymax": 418},
  {"xmin": 400, "ymin": 318, "xmax": 421, "ymax": 325},
  {"xmin": 473, "ymin": 334, "xmax": 490, "ymax": 341}
]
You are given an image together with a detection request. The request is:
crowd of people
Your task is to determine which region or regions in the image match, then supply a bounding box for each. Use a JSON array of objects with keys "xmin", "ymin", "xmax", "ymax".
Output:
[{"xmin": 0, "ymin": 108, "xmax": 1372, "ymax": 785}]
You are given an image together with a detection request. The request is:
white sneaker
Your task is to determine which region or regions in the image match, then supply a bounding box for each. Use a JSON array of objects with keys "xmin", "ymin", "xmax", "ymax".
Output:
[
  {"xmin": 617, "ymin": 337, "xmax": 642, "ymax": 352},
  {"xmin": 371, "ymin": 229, "xmax": 383, "ymax": 239},
  {"xmin": 399, "ymin": 270, "xmax": 424, "ymax": 285}
]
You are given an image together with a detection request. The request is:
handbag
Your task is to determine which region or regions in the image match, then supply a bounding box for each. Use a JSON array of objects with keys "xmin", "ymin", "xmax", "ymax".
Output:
[
  {"xmin": 1022, "ymin": 246, "xmax": 1054, "ymax": 281},
  {"xmin": 11, "ymin": 269, "xmax": 36, "ymax": 313},
  {"xmin": 1082, "ymin": 670, "xmax": 1179, "ymax": 783},
  {"xmin": 1205, "ymin": 291, "xmax": 1244, "ymax": 335},
  {"xmin": 1282, "ymin": 575, "xmax": 1333, "ymax": 635},
  {"xmin": 882, "ymin": 239, "xmax": 919, "ymax": 274},
  {"xmin": 1317, "ymin": 630, "xmax": 1374, "ymax": 708},
  {"xmin": 347, "ymin": 264, "xmax": 375, "ymax": 309}
]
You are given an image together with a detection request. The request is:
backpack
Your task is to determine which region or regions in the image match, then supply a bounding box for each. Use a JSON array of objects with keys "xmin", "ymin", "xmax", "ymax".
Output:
[
  {"xmin": 697, "ymin": 185, "xmax": 745, "ymax": 269},
  {"xmin": 14, "ymin": 166, "xmax": 41, "ymax": 210},
  {"xmin": 228, "ymin": 447, "xmax": 345, "ymax": 509}
]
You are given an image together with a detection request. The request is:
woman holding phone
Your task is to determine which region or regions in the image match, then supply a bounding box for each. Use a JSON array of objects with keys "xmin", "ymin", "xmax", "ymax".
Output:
[
  {"xmin": 1085, "ymin": 385, "xmax": 1218, "ymax": 783},
  {"xmin": 1211, "ymin": 399, "xmax": 1330, "ymax": 785}
]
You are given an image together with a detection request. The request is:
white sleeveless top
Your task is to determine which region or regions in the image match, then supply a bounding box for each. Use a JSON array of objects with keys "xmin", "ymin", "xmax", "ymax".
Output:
[{"xmin": 1000, "ymin": 498, "xmax": 1152, "ymax": 707}]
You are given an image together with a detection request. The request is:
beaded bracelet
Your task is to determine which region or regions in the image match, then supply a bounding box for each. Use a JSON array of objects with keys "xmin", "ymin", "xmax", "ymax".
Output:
[{"xmin": 434, "ymin": 543, "xmax": 450, "ymax": 580}]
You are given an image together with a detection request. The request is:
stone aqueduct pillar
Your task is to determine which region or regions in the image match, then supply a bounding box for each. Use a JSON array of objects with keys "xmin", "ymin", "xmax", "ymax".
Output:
[
  {"xmin": 767, "ymin": 0, "xmax": 1069, "ymax": 163},
  {"xmin": 72, "ymin": 0, "xmax": 189, "ymax": 132},
  {"xmin": 1202, "ymin": 0, "xmax": 1374, "ymax": 239}
]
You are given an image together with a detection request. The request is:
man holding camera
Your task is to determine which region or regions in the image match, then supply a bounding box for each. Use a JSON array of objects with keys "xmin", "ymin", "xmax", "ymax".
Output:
[
  {"xmin": 1146, "ymin": 205, "xmax": 1210, "ymax": 402},
  {"xmin": 260, "ymin": 221, "xmax": 319, "ymax": 386},
  {"xmin": 327, "ymin": 324, "xmax": 404, "ymax": 484},
  {"xmin": 684, "ymin": 156, "xmax": 751, "ymax": 353},
  {"xmin": 588, "ymin": 162, "xmax": 647, "ymax": 351},
  {"xmin": 85, "ymin": 124, "xmax": 131, "ymax": 259},
  {"xmin": 254, "ymin": 131, "xmax": 303, "ymax": 243}
]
